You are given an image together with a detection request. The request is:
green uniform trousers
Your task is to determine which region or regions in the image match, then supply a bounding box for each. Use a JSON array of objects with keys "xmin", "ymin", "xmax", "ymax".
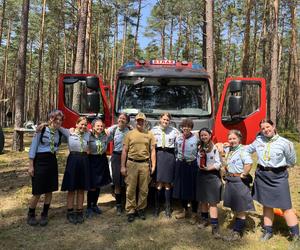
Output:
[{"xmin": 125, "ymin": 160, "xmax": 150, "ymax": 214}]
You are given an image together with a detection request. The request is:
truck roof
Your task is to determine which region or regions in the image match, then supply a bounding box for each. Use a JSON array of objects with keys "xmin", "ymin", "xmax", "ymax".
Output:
[{"xmin": 117, "ymin": 60, "xmax": 210, "ymax": 79}]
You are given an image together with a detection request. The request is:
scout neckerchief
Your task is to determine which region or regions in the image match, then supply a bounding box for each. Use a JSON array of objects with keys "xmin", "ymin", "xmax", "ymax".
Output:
[
  {"xmin": 225, "ymin": 144, "xmax": 242, "ymax": 167},
  {"xmin": 263, "ymin": 134, "xmax": 279, "ymax": 161},
  {"xmin": 49, "ymin": 127, "xmax": 55, "ymax": 153},
  {"xmin": 161, "ymin": 126, "xmax": 166, "ymax": 148},
  {"xmin": 199, "ymin": 141, "xmax": 213, "ymax": 167},
  {"xmin": 75, "ymin": 129, "xmax": 84, "ymax": 152},
  {"xmin": 95, "ymin": 132, "xmax": 105, "ymax": 154}
]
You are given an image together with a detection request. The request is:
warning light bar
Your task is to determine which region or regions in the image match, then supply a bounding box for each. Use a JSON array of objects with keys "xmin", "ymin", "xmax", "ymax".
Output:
[{"xmin": 150, "ymin": 60, "xmax": 176, "ymax": 65}]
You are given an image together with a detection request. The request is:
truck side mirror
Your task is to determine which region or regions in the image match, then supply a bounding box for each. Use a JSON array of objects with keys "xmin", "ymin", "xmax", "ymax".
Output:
[
  {"xmin": 229, "ymin": 96, "xmax": 242, "ymax": 115},
  {"xmin": 87, "ymin": 91, "xmax": 100, "ymax": 113},
  {"xmin": 229, "ymin": 80, "xmax": 242, "ymax": 92},
  {"xmin": 86, "ymin": 76, "xmax": 99, "ymax": 91}
]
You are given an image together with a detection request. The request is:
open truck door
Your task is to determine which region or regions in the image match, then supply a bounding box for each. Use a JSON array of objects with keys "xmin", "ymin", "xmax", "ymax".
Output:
[
  {"xmin": 213, "ymin": 77, "xmax": 266, "ymax": 144},
  {"xmin": 58, "ymin": 74, "xmax": 111, "ymax": 128}
]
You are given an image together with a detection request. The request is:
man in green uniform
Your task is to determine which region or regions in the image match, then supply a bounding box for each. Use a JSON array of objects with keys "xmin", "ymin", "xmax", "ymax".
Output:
[{"xmin": 121, "ymin": 113, "xmax": 156, "ymax": 222}]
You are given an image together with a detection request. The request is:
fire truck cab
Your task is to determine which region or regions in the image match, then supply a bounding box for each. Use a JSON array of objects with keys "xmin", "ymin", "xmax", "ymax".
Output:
[{"xmin": 58, "ymin": 59, "xmax": 266, "ymax": 145}]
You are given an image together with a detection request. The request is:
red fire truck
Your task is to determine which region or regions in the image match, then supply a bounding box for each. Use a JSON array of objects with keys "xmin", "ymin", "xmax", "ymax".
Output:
[{"xmin": 58, "ymin": 59, "xmax": 266, "ymax": 144}]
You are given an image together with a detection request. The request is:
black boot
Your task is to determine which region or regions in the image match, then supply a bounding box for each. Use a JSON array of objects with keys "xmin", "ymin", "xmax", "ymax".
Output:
[{"xmin": 153, "ymin": 189, "xmax": 160, "ymax": 217}]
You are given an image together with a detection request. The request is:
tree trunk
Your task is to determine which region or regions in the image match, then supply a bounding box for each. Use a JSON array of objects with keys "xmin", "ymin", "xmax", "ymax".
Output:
[
  {"xmin": 84, "ymin": 0, "xmax": 92, "ymax": 73},
  {"xmin": 133, "ymin": 0, "xmax": 141, "ymax": 58},
  {"xmin": 205, "ymin": 0, "xmax": 215, "ymax": 111},
  {"xmin": 0, "ymin": 0, "xmax": 6, "ymax": 46},
  {"xmin": 34, "ymin": 0, "xmax": 46, "ymax": 123},
  {"xmin": 269, "ymin": 0, "xmax": 279, "ymax": 124},
  {"xmin": 72, "ymin": 0, "xmax": 88, "ymax": 111},
  {"xmin": 169, "ymin": 17, "xmax": 174, "ymax": 60},
  {"xmin": 121, "ymin": 3, "xmax": 128, "ymax": 65},
  {"xmin": 202, "ymin": 4, "xmax": 206, "ymax": 68},
  {"xmin": 241, "ymin": 0, "xmax": 252, "ymax": 77},
  {"xmin": 176, "ymin": 14, "xmax": 182, "ymax": 60},
  {"xmin": 13, "ymin": 0, "xmax": 30, "ymax": 151}
]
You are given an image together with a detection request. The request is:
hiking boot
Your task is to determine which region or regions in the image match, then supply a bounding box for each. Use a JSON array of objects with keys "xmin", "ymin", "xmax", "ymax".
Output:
[
  {"xmin": 137, "ymin": 209, "xmax": 146, "ymax": 220},
  {"xmin": 116, "ymin": 204, "xmax": 122, "ymax": 216},
  {"xmin": 92, "ymin": 205, "xmax": 102, "ymax": 215},
  {"xmin": 39, "ymin": 214, "xmax": 48, "ymax": 227},
  {"xmin": 212, "ymin": 225, "xmax": 222, "ymax": 239},
  {"xmin": 260, "ymin": 230, "xmax": 273, "ymax": 241},
  {"xmin": 76, "ymin": 211, "xmax": 84, "ymax": 224},
  {"xmin": 165, "ymin": 205, "xmax": 171, "ymax": 218},
  {"xmin": 127, "ymin": 213, "xmax": 135, "ymax": 223},
  {"xmin": 175, "ymin": 209, "xmax": 186, "ymax": 219},
  {"xmin": 85, "ymin": 208, "xmax": 93, "ymax": 219},
  {"xmin": 197, "ymin": 218, "xmax": 209, "ymax": 229},
  {"xmin": 222, "ymin": 231, "xmax": 242, "ymax": 242},
  {"xmin": 27, "ymin": 214, "xmax": 39, "ymax": 226},
  {"xmin": 66, "ymin": 211, "xmax": 77, "ymax": 224}
]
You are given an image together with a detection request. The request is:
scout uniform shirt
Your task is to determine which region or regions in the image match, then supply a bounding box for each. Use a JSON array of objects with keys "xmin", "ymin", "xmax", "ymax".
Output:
[
  {"xmin": 29, "ymin": 127, "xmax": 61, "ymax": 159},
  {"xmin": 224, "ymin": 145, "xmax": 253, "ymax": 173},
  {"xmin": 175, "ymin": 133, "xmax": 199, "ymax": 161},
  {"xmin": 89, "ymin": 132, "xmax": 112, "ymax": 155},
  {"xmin": 123, "ymin": 129, "xmax": 156, "ymax": 161},
  {"xmin": 107, "ymin": 125, "xmax": 130, "ymax": 152},
  {"xmin": 196, "ymin": 145, "xmax": 221, "ymax": 170},
  {"xmin": 68, "ymin": 131, "xmax": 90, "ymax": 152},
  {"xmin": 246, "ymin": 134, "xmax": 296, "ymax": 168},
  {"xmin": 151, "ymin": 125, "xmax": 179, "ymax": 148}
]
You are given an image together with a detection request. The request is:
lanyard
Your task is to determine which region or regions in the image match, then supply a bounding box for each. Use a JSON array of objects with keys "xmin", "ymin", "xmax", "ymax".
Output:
[
  {"xmin": 162, "ymin": 128, "xmax": 166, "ymax": 148},
  {"xmin": 263, "ymin": 134, "xmax": 279, "ymax": 161}
]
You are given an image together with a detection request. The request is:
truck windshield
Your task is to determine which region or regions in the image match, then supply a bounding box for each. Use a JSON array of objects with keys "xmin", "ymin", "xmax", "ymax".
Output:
[{"xmin": 115, "ymin": 77, "xmax": 212, "ymax": 117}]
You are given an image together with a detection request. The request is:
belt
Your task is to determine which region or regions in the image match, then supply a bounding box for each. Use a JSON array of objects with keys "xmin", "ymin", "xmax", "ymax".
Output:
[
  {"xmin": 257, "ymin": 164, "xmax": 287, "ymax": 172},
  {"xmin": 156, "ymin": 147, "xmax": 175, "ymax": 154},
  {"xmin": 225, "ymin": 172, "xmax": 241, "ymax": 177},
  {"xmin": 180, "ymin": 159, "xmax": 195, "ymax": 165},
  {"xmin": 128, "ymin": 157, "xmax": 149, "ymax": 163},
  {"xmin": 70, "ymin": 151, "xmax": 87, "ymax": 155},
  {"xmin": 36, "ymin": 152, "xmax": 56, "ymax": 156},
  {"xmin": 113, "ymin": 151, "xmax": 122, "ymax": 155}
]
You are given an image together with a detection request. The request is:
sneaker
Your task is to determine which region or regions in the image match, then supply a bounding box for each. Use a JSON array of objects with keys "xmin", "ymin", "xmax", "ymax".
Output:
[
  {"xmin": 92, "ymin": 205, "xmax": 102, "ymax": 215},
  {"xmin": 85, "ymin": 208, "xmax": 93, "ymax": 219},
  {"xmin": 212, "ymin": 225, "xmax": 222, "ymax": 239},
  {"xmin": 288, "ymin": 235, "xmax": 300, "ymax": 250},
  {"xmin": 116, "ymin": 205, "xmax": 122, "ymax": 216},
  {"xmin": 66, "ymin": 211, "xmax": 77, "ymax": 224},
  {"xmin": 190, "ymin": 213, "xmax": 199, "ymax": 225},
  {"xmin": 197, "ymin": 218, "xmax": 209, "ymax": 229},
  {"xmin": 137, "ymin": 209, "xmax": 146, "ymax": 220},
  {"xmin": 127, "ymin": 213, "xmax": 135, "ymax": 223},
  {"xmin": 175, "ymin": 209, "xmax": 186, "ymax": 219},
  {"xmin": 260, "ymin": 230, "xmax": 273, "ymax": 241},
  {"xmin": 76, "ymin": 211, "xmax": 84, "ymax": 224},
  {"xmin": 222, "ymin": 231, "xmax": 242, "ymax": 242},
  {"xmin": 27, "ymin": 214, "xmax": 39, "ymax": 226},
  {"xmin": 39, "ymin": 214, "xmax": 48, "ymax": 227}
]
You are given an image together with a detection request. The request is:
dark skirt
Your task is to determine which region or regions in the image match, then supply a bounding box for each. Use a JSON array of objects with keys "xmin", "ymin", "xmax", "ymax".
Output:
[
  {"xmin": 61, "ymin": 153, "xmax": 90, "ymax": 191},
  {"xmin": 111, "ymin": 152, "xmax": 125, "ymax": 187},
  {"xmin": 252, "ymin": 168, "xmax": 292, "ymax": 209},
  {"xmin": 223, "ymin": 176, "xmax": 255, "ymax": 212},
  {"xmin": 89, "ymin": 154, "xmax": 112, "ymax": 188},
  {"xmin": 32, "ymin": 153, "xmax": 58, "ymax": 195},
  {"xmin": 156, "ymin": 150, "xmax": 176, "ymax": 183},
  {"xmin": 196, "ymin": 170, "xmax": 223, "ymax": 204},
  {"xmin": 173, "ymin": 160, "xmax": 198, "ymax": 201}
]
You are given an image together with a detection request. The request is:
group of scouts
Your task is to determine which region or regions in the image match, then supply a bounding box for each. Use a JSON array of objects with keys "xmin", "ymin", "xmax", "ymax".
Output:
[{"xmin": 27, "ymin": 110, "xmax": 299, "ymax": 244}]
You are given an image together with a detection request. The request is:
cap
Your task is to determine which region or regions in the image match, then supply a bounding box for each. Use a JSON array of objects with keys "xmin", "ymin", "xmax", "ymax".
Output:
[{"xmin": 135, "ymin": 112, "xmax": 146, "ymax": 121}]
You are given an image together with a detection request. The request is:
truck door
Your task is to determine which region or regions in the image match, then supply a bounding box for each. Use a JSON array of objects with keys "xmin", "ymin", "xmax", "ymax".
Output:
[
  {"xmin": 213, "ymin": 77, "xmax": 266, "ymax": 144},
  {"xmin": 58, "ymin": 74, "xmax": 111, "ymax": 128}
]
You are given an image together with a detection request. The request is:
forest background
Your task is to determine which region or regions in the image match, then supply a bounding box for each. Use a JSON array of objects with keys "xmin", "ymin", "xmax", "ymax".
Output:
[{"xmin": 0, "ymin": 0, "xmax": 299, "ymax": 149}]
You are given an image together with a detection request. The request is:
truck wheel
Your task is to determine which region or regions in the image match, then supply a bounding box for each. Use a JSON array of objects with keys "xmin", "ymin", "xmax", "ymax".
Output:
[{"xmin": 0, "ymin": 126, "xmax": 4, "ymax": 154}]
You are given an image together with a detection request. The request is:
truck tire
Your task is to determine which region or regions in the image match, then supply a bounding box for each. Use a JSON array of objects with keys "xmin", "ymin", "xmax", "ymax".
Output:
[{"xmin": 0, "ymin": 126, "xmax": 4, "ymax": 154}]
